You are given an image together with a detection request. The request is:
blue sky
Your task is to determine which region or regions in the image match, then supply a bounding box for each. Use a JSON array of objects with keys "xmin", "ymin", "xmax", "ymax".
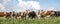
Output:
[
  {"xmin": 0, "ymin": 0, "xmax": 60, "ymax": 12},
  {"xmin": 39, "ymin": 0, "xmax": 60, "ymax": 10}
]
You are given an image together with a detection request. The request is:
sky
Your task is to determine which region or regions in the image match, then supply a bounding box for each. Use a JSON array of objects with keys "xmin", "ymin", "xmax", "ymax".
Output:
[
  {"xmin": 39, "ymin": 0, "xmax": 60, "ymax": 11},
  {"xmin": 0, "ymin": 0, "xmax": 60, "ymax": 12}
]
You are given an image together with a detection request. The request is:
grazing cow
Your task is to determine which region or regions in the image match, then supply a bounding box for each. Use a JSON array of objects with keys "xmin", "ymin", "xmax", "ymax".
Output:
[
  {"xmin": 0, "ymin": 12, "xmax": 6, "ymax": 17},
  {"xmin": 23, "ymin": 12, "xmax": 26, "ymax": 17},
  {"xmin": 36, "ymin": 10, "xmax": 45, "ymax": 18},
  {"xmin": 51, "ymin": 11, "xmax": 60, "ymax": 17},
  {"xmin": 17, "ymin": 12, "xmax": 23, "ymax": 18},
  {"xmin": 22, "ymin": 10, "xmax": 30, "ymax": 19},
  {"xmin": 29, "ymin": 11, "xmax": 36, "ymax": 19},
  {"xmin": 36, "ymin": 10, "xmax": 44, "ymax": 18},
  {"xmin": 41, "ymin": 11, "xmax": 53, "ymax": 17},
  {"xmin": 5, "ymin": 12, "xmax": 13, "ymax": 19},
  {"xmin": 36, "ymin": 10, "xmax": 40, "ymax": 18},
  {"xmin": 12, "ymin": 11, "xmax": 17, "ymax": 18}
]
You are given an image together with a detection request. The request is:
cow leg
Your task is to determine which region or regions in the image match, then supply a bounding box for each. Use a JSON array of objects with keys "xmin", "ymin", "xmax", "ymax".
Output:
[
  {"xmin": 11, "ymin": 16, "xmax": 14, "ymax": 19},
  {"xmin": 41, "ymin": 15, "xmax": 45, "ymax": 18},
  {"xmin": 17, "ymin": 16, "xmax": 21, "ymax": 19},
  {"xmin": 31, "ymin": 16, "xmax": 35, "ymax": 19},
  {"xmin": 37, "ymin": 15, "xmax": 41, "ymax": 19},
  {"xmin": 46, "ymin": 15, "xmax": 50, "ymax": 18},
  {"xmin": 5, "ymin": 16, "xmax": 8, "ymax": 19},
  {"xmin": 6, "ymin": 16, "xmax": 11, "ymax": 19},
  {"xmin": 25, "ymin": 15, "xmax": 29, "ymax": 19},
  {"xmin": 12, "ymin": 16, "xmax": 17, "ymax": 19},
  {"xmin": 3, "ymin": 16, "xmax": 6, "ymax": 19}
]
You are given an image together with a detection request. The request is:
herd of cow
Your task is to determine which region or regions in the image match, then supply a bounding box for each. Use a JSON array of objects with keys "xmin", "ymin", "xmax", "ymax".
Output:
[{"xmin": 0, "ymin": 10, "xmax": 60, "ymax": 19}]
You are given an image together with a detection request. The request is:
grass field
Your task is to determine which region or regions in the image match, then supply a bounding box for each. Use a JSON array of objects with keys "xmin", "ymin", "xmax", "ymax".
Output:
[{"xmin": 0, "ymin": 16, "xmax": 60, "ymax": 24}]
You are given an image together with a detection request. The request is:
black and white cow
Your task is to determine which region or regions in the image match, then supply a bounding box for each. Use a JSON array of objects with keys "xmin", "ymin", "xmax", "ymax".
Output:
[
  {"xmin": 51, "ymin": 11, "xmax": 60, "ymax": 17},
  {"xmin": 29, "ymin": 11, "xmax": 37, "ymax": 19}
]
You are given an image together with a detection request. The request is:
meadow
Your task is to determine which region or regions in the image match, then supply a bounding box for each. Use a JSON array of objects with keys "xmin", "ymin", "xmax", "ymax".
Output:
[{"xmin": 0, "ymin": 16, "xmax": 60, "ymax": 24}]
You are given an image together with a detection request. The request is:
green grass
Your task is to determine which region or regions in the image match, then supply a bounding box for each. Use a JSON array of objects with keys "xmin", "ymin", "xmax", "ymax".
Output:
[{"xmin": 0, "ymin": 16, "xmax": 60, "ymax": 24}]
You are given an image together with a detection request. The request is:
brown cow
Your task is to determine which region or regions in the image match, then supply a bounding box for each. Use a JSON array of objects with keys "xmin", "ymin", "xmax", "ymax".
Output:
[
  {"xmin": 5, "ymin": 12, "xmax": 13, "ymax": 19},
  {"xmin": 0, "ymin": 12, "xmax": 6, "ymax": 17},
  {"xmin": 41, "ymin": 10, "xmax": 53, "ymax": 17},
  {"xmin": 36, "ymin": 10, "xmax": 45, "ymax": 18},
  {"xmin": 17, "ymin": 12, "xmax": 23, "ymax": 19}
]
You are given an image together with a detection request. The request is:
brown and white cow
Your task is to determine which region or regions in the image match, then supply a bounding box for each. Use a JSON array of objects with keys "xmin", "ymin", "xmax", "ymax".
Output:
[
  {"xmin": 17, "ymin": 12, "xmax": 23, "ymax": 19},
  {"xmin": 0, "ymin": 12, "xmax": 6, "ymax": 17},
  {"xmin": 41, "ymin": 10, "xmax": 53, "ymax": 17},
  {"xmin": 5, "ymin": 12, "xmax": 13, "ymax": 19},
  {"xmin": 36, "ymin": 10, "xmax": 44, "ymax": 18},
  {"xmin": 23, "ymin": 10, "xmax": 30, "ymax": 19},
  {"xmin": 51, "ymin": 11, "xmax": 60, "ymax": 17}
]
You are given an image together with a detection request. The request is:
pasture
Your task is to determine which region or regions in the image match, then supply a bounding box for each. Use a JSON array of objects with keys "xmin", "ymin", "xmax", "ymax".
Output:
[{"xmin": 0, "ymin": 16, "xmax": 60, "ymax": 24}]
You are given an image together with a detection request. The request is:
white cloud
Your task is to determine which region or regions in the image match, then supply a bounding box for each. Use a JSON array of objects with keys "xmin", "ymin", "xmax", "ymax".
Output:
[
  {"xmin": 0, "ymin": 0, "xmax": 60, "ymax": 12},
  {"xmin": 0, "ymin": 0, "xmax": 18, "ymax": 12},
  {"xmin": 11, "ymin": 0, "xmax": 41, "ymax": 12},
  {"xmin": 1, "ymin": 0, "xmax": 10, "ymax": 4},
  {"xmin": 0, "ymin": 0, "xmax": 41, "ymax": 12},
  {"xmin": 18, "ymin": 0, "xmax": 41, "ymax": 11},
  {"xmin": 0, "ymin": 3, "xmax": 5, "ymax": 12},
  {"xmin": 0, "ymin": 0, "xmax": 13, "ymax": 12}
]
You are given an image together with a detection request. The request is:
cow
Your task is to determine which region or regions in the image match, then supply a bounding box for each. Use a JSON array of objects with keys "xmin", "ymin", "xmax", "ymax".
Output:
[
  {"xmin": 41, "ymin": 10, "xmax": 53, "ymax": 17},
  {"xmin": 0, "ymin": 12, "xmax": 6, "ymax": 17},
  {"xmin": 51, "ymin": 11, "xmax": 60, "ymax": 17},
  {"xmin": 17, "ymin": 12, "xmax": 23, "ymax": 19},
  {"xmin": 29, "ymin": 11, "xmax": 37, "ymax": 19},
  {"xmin": 12, "ymin": 11, "xmax": 17, "ymax": 18},
  {"xmin": 35, "ymin": 10, "xmax": 45, "ymax": 18},
  {"xmin": 22, "ymin": 10, "xmax": 30, "ymax": 19},
  {"xmin": 5, "ymin": 12, "xmax": 13, "ymax": 19},
  {"xmin": 36, "ymin": 10, "xmax": 44, "ymax": 18}
]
